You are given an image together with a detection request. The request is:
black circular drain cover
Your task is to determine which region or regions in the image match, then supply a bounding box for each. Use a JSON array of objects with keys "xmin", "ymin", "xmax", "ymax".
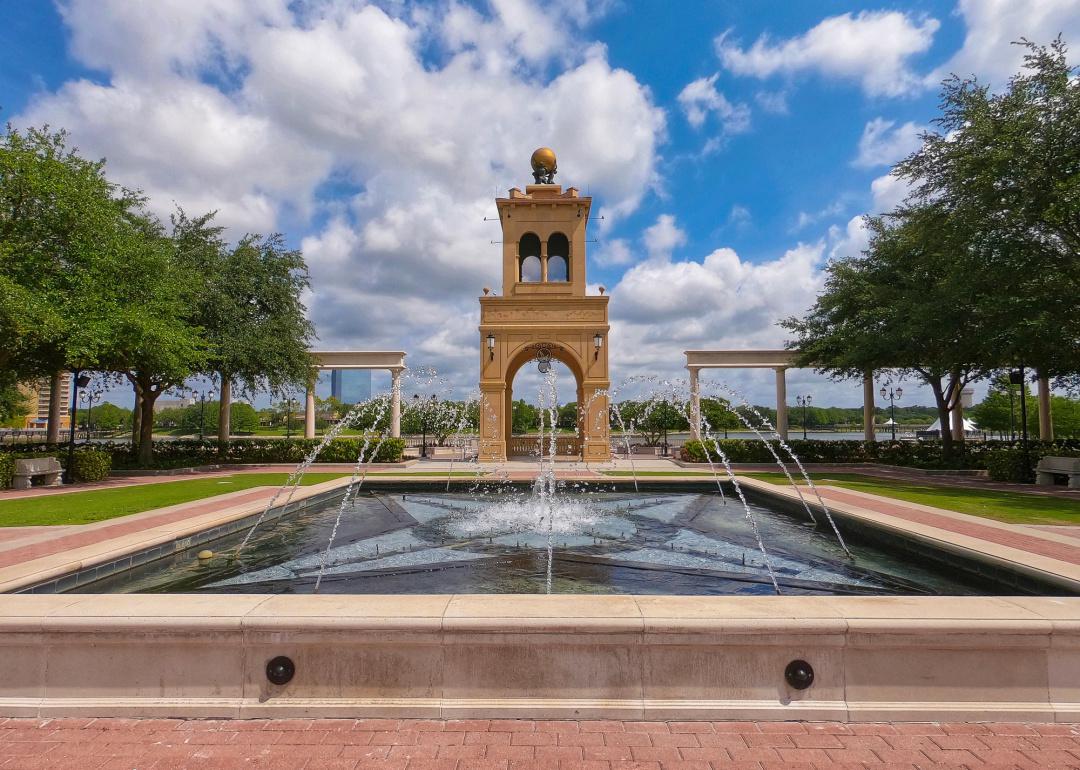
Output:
[
  {"xmin": 784, "ymin": 659, "xmax": 814, "ymax": 690},
  {"xmin": 266, "ymin": 656, "xmax": 295, "ymax": 686}
]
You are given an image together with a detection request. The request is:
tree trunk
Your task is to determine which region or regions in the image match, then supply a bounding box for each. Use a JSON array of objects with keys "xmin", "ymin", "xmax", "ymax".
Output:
[
  {"xmin": 218, "ymin": 374, "xmax": 231, "ymax": 451},
  {"xmin": 131, "ymin": 383, "xmax": 143, "ymax": 449},
  {"xmin": 46, "ymin": 371, "xmax": 64, "ymax": 444},
  {"xmin": 929, "ymin": 378, "xmax": 954, "ymax": 458},
  {"xmin": 138, "ymin": 388, "xmax": 157, "ymax": 466}
]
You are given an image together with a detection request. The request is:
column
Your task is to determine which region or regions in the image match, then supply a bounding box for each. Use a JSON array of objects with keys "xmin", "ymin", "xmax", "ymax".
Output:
[
  {"xmin": 688, "ymin": 367, "xmax": 701, "ymax": 441},
  {"xmin": 862, "ymin": 373, "xmax": 875, "ymax": 442},
  {"xmin": 46, "ymin": 372, "xmax": 64, "ymax": 444},
  {"xmin": 304, "ymin": 386, "xmax": 315, "ymax": 439},
  {"xmin": 774, "ymin": 367, "xmax": 788, "ymax": 441},
  {"xmin": 1038, "ymin": 373, "xmax": 1053, "ymax": 441},
  {"xmin": 390, "ymin": 369, "xmax": 402, "ymax": 438},
  {"xmin": 951, "ymin": 395, "xmax": 965, "ymax": 442}
]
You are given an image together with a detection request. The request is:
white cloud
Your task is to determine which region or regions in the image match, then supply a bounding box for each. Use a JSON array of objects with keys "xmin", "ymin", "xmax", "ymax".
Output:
[
  {"xmin": 19, "ymin": 0, "xmax": 666, "ymax": 397},
  {"xmin": 606, "ymin": 242, "xmax": 827, "ymax": 380},
  {"xmin": 870, "ymin": 173, "xmax": 911, "ymax": 213},
  {"xmin": 594, "ymin": 238, "xmax": 634, "ymax": 267},
  {"xmin": 643, "ymin": 214, "xmax": 687, "ymax": 260},
  {"xmin": 677, "ymin": 74, "xmax": 751, "ymax": 134},
  {"xmin": 754, "ymin": 89, "xmax": 789, "ymax": 115},
  {"xmin": 827, "ymin": 216, "xmax": 871, "ymax": 262},
  {"xmin": 794, "ymin": 200, "xmax": 845, "ymax": 231},
  {"xmin": 854, "ymin": 117, "xmax": 924, "ymax": 168},
  {"xmin": 717, "ymin": 11, "xmax": 940, "ymax": 97},
  {"xmin": 929, "ymin": 0, "xmax": 1080, "ymax": 87},
  {"xmin": 727, "ymin": 204, "xmax": 752, "ymax": 229}
]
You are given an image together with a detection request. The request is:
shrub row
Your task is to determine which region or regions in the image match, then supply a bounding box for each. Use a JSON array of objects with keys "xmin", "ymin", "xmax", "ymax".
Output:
[
  {"xmin": 680, "ymin": 438, "xmax": 1080, "ymax": 471},
  {"xmin": 105, "ymin": 437, "xmax": 406, "ymax": 470},
  {"xmin": 0, "ymin": 439, "xmax": 404, "ymax": 482},
  {"xmin": 984, "ymin": 445, "xmax": 1080, "ymax": 483}
]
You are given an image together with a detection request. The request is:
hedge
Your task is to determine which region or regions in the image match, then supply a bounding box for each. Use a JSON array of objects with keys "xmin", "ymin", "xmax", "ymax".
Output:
[
  {"xmin": 985, "ymin": 444, "xmax": 1080, "ymax": 483},
  {"xmin": 0, "ymin": 453, "xmax": 13, "ymax": 488},
  {"xmin": 69, "ymin": 448, "xmax": 112, "ymax": 482},
  {"xmin": 680, "ymin": 438, "xmax": 1080, "ymax": 471},
  {"xmin": 0, "ymin": 447, "xmax": 112, "ymax": 488}
]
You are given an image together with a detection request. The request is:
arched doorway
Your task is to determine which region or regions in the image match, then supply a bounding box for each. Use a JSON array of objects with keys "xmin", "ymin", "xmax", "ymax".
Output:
[{"xmin": 504, "ymin": 345, "xmax": 584, "ymax": 458}]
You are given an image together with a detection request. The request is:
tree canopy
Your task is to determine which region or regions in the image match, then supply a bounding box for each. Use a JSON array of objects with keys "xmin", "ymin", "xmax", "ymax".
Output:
[
  {"xmin": 783, "ymin": 39, "xmax": 1080, "ymax": 454},
  {"xmin": 1, "ymin": 124, "xmax": 316, "ymax": 466}
]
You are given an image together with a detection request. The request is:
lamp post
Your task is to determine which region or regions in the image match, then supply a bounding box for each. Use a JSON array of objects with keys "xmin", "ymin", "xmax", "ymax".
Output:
[
  {"xmin": 413, "ymin": 394, "xmax": 438, "ymax": 457},
  {"xmin": 486, "ymin": 333, "xmax": 495, "ymax": 360},
  {"xmin": 879, "ymin": 385, "xmax": 903, "ymax": 442},
  {"xmin": 1010, "ymin": 367, "xmax": 1029, "ymax": 479},
  {"xmin": 593, "ymin": 332, "xmax": 604, "ymax": 360},
  {"xmin": 285, "ymin": 397, "xmax": 296, "ymax": 439},
  {"xmin": 1008, "ymin": 380, "xmax": 1016, "ymax": 441},
  {"xmin": 194, "ymin": 387, "xmax": 215, "ymax": 442},
  {"xmin": 796, "ymin": 395, "xmax": 812, "ymax": 440},
  {"xmin": 79, "ymin": 387, "xmax": 101, "ymax": 440},
  {"xmin": 65, "ymin": 370, "xmax": 91, "ymax": 484}
]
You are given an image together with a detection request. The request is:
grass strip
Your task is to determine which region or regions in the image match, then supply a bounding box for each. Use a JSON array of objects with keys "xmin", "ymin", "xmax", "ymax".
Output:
[{"xmin": 0, "ymin": 473, "xmax": 348, "ymax": 527}]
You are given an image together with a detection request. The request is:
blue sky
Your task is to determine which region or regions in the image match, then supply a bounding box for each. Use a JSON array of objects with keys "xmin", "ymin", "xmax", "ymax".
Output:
[{"xmin": 3, "ymin": 0, "xmax": 1078, "ymax": 409}]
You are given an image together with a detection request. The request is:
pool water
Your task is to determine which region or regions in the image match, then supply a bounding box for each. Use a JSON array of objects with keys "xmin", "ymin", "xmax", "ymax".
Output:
[{"xmin": 73, "ymin": 488, "xmax": 1008, "ymax": 596}]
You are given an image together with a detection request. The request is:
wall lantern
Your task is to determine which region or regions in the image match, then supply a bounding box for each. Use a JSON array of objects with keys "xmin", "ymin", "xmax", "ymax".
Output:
[
  {"xmin": 487, "ymin": 333, "xmax": 496, "ymax": 360},
  {"xmin": 593, "ymin": 333, "xmax": 603, "ymax": 360}
]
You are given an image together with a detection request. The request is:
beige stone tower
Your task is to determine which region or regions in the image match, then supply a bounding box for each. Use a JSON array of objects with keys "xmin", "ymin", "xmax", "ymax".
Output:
[{"xmin": 478, "ymin": 148, "xmax": 611, "ymax": 461}]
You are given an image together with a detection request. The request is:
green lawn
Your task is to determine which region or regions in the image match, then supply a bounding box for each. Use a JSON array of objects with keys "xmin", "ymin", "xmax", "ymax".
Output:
[
  {"xmin": 743, "ymin": 472, "xmax": 1080, "ymax": 526},
  {"xmin": 0, "ymin": 473, "xmax": 349, "ymax": 528}
]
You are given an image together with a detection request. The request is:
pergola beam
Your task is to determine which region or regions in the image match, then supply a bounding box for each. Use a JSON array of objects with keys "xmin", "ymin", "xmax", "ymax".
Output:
[{"xmin": 685, "ymin": 350, "xmax": 876, "ymax": 442}]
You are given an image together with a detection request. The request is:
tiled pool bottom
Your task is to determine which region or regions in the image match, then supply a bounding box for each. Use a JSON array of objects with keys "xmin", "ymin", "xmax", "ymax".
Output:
[{"xmin": 70, "ymin": 489, "xmax": 1014, "ymax": 596}]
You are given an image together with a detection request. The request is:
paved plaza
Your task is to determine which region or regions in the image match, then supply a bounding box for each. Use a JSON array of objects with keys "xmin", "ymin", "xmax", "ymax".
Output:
[{"xmin": 2, "ymin": 717, "xmax": 1079, "ymax": 769}]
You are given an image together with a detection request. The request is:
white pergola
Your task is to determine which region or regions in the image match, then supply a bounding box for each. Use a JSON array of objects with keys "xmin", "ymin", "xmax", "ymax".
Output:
[
  {"xmin": 685, "ymin": 349, "xmax": 876, "ymax": 442},
  {"xmin": 304, "ymin": 351, "xmax": 407, "ymax": 439}
]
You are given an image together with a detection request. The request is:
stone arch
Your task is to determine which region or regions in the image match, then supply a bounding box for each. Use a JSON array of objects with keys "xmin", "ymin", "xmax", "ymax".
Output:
[
  {"xmin": 518, "ymin": 232, "xmax": 541, "ymax": 282},
  {"xmin": 502, "ymin": 342, "xmax": 587, "ymax": 455},
  {"xmin": 546, "ymin": 232, "xmax": 569, "ymax": 282}
]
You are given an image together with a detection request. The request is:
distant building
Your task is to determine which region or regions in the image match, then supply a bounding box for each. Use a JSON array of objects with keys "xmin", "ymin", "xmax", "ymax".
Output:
[
  {"xmin": 330, "ymin": 369, "xmax": 372, "ymax": 405},
  {"xmin": 154, "ymin": 396, "xmax": 196, "ymax": 413},
  {"xmin": 21, "ymin": 373, "xmax": 72, "ymax": 430}
]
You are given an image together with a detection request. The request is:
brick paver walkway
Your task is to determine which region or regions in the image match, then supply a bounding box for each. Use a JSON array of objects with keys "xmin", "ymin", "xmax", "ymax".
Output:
[
  {"xmin": 1, "ymin": 718, "xmax": 1078, "ymax": 769},
  {"xmin": 0, "ymin": 489, "xmax": 274, "ymax": 569},
  {"xmin": 815, "ymin": 487, "xmax": 1080, "ymax": 566}
]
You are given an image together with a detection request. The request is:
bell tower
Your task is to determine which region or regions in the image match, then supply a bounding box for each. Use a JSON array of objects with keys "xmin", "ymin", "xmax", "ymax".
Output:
[{"xmin": 478, "ymin": 148, "xmax": 611, "ymax": 462}]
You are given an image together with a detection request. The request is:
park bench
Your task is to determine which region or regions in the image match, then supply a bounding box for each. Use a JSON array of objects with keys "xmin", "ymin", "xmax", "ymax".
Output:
[
  {"xmin": 12, "ymin": 457, "xmax": 63, "ymax": 490},
  {"xmin": 1035, "ymin": 456, "xmax": 1080, "ymax": 489}
]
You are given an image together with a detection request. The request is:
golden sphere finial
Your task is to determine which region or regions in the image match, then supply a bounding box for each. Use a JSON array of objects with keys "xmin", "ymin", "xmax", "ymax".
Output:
[{"xmin": 530, "ymin": 147, "xmax": 557, "ymax": 183}]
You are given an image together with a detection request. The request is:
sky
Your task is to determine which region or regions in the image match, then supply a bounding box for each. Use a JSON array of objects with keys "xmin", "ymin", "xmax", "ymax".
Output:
[{"xmin": 2, "ymin": 0, "xmax": 1078, "ymax": 409}]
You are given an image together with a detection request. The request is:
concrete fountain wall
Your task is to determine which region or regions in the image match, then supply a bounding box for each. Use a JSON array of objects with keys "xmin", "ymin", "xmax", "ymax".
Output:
[{"xmin": 2, "ymin": 594, "xmax": 1078, "ymax": 722}]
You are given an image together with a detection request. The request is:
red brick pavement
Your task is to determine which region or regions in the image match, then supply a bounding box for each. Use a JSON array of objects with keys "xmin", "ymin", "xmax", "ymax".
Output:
[
  {"xmin": 0, "ymin": 718, "xmax": 1078, "ymax": 769},
  {"xmin": 816, "ymin": 487, "xmax": 1080, "ymax": 566},
  {"xmin": 0, "ymin": 489, "xmax": 273, "ymax": 569}
]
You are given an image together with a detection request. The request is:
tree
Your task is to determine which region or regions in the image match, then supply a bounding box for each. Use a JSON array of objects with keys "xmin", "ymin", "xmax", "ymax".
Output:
[
  {"xmin": 175, "ymin": 210, "xmax": 315, "ymax": 446},
  {"xmin": 557, "ymin": 402, "xmax": 577, "ymax": 431},
  {"xmin": 783, "ymin": 205, "xmax": 992, "ymax": 457},
  {"xmin": 894, "ymin": 39, "xmax": 1080, "ymax": 390},
  {"xmin": 0, "ymin": 125, "xmax": 143, "ymax": 433},
  {"xmin": 76, "ymin": 401, "xmax": 131, "ymax": 432},
  {"xmin": 101, "ymin": 215, "xmax": 207, "ymax": 464},
  {"xmin": 0, "ymin": 382, "xmax": 31, "ymax": 428},
  {"xmin": 511, "ymin": 400, "xmax": 538, "ymax": 433},
  {"xmin": 969, "ymin": 377, "xmax": 1030, "ymax": 438},
  {"xmin": 699, "ymin": 397, "xmax": 742, "ymax": 435}
]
